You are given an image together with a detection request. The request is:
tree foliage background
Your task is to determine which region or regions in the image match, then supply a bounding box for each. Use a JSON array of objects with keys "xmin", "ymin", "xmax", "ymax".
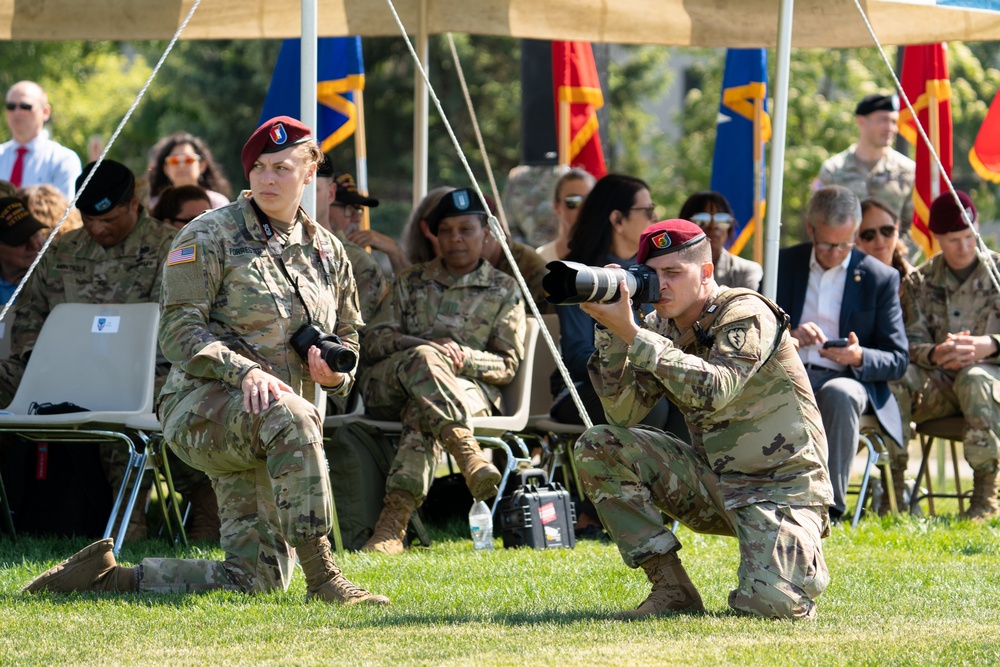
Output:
[{"xmin": 0, "ymin": 37, "xmax": 996, "ymax": 245}]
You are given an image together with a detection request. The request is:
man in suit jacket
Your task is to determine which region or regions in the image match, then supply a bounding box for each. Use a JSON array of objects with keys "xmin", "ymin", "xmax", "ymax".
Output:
[{"xmin": 776, "ymin": 186, "xmax": 908, "ymax": 521}]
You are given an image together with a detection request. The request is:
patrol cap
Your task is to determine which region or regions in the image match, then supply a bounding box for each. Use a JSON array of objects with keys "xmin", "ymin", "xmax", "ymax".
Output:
[
  {"xmin": 928, "ymin": 190, "xmax": 977, "ymax": 235},
  {"xmin": 75, "ymin": 160, "xmax": 136, "ymax": 217},
  {"xmin": 855, "ymin": 93, "xmax": 900, "ymax": 116},
  {"xmin": 0, "ymin": 197, "xmax": 45, "ymax": 246},
  {"xmin": 637, "ymin": 219, "xmax": 707, "ymax": 265},
  {"xmin": 426, "ymin": 187, "xmax": 488, "ymax": 234},
  {"xmin": 334, "ymin": 172, "xmax": 379, "ymax": 208},
  {"xmin": 241, "ymin": 116, "xmax": 312, "ymax": 179}
]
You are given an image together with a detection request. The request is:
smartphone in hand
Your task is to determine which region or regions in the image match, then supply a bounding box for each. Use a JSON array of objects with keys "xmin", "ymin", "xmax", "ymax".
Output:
[{"xmin": 822, "ymin": 338, "xmax": 850, "ymax": 349}]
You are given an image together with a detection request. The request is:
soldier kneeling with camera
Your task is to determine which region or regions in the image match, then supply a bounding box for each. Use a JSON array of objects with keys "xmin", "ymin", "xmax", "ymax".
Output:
[{"xmin": 568, "ymin": 218, "xmax": 834, "ymax": 620}]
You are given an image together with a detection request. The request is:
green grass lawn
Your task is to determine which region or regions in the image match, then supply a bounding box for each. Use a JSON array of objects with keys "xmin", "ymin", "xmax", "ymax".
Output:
[{"xmin": 1, "ymin": 513, "xmax": 999, "ymax": 667}]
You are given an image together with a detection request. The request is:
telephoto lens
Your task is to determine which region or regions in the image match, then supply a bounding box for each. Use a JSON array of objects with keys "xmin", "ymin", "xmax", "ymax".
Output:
[
  {"xmin": 289, "ymin": 324, "xmax": 358, "ymax": 373},
  {"xmin": 542, "ymin": 260, "xmax": 659, "ymax": 305}
]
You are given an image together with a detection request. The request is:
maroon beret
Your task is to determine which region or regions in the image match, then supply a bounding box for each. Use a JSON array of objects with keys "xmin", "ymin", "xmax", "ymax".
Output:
[
  {"xmin": 241, "ymin": 116, "xmax": 312, "ymax": 178},
  {"xmin": 928, "ymin": 190, "xmax": 977, "ymax": 235},
  {"xmin": 637, "ymin": 219, "xmax": 707, "ymax": 264}
]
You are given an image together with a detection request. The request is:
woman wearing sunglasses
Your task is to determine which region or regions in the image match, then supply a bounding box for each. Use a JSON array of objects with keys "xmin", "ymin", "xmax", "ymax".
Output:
[
  {"xmin": 678, "ymin": 191, "xmax": 762, "ymax": 291},
  {"xmin": 537, "ymin": 168, "xmax": 595, "ymax": 263},
  {"xmin": 857, "ymin": 197, "xmax": 913, "ymax": 286},
  {"xmin": 148, "ymin": 131, "xmax": 232, "ymax": 210}
]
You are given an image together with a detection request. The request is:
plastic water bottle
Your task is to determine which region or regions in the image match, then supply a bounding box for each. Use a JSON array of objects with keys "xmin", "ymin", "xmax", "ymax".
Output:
[{"xmin": 469, "ymin": 500, "xmax": 494, "ymax": 551}]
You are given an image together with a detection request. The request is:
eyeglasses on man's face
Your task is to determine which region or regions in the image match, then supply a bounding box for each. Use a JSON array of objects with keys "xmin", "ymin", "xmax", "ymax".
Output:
[
  {"xmin": 563, "ymin": 194, "xmax": 585, "ymax": 210},
  {"xmin": 165, "ymin": 154, "xmax": 202, "ymax": 166},
  {"xmin": 857, "ymin": 225, "xmax": 896, "ymax": 242},
  {"xmin": 690, "ymin": 212, "xmax": 734, "ymax": 230},
  {"xmin": 814, "ymin": 241, "xmax": 855, "ymax": 253},
  {"xmin": 331, "ymin": 203, "xmax": 364, "ymax": 217},
  {"xmin": 5, "ymin": 102, "xmax": 33, "ymax": 112}
]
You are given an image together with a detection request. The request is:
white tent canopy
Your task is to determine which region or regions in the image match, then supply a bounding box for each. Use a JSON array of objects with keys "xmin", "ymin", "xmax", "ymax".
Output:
[{"xmin": 2, "ymin": 0, "xmax": 1000, "ymax": 46}]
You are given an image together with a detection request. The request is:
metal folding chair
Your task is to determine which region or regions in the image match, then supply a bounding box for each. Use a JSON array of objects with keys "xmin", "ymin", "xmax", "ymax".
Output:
[{"xmin": 911, "ymin": 416, "xmax": 969, "ymax": 516}]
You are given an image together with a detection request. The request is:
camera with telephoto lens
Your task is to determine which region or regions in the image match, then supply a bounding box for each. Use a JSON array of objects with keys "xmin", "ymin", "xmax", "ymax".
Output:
[
  {"xmin": 290, "ymin": 323, "xmax": 357, "ymax": 373},
  {"xmin": 543, "ymin": 260, "xmax": 660, "ymax": 305}
]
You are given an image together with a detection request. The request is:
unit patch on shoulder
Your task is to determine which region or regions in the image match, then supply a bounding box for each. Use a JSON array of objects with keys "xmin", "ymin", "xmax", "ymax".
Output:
[
  {"xmin": 167, "ymin": 244, "xmax": 197, "ymax": 266},
  {"xmin": 726, "ymin": 328, "xmax": 747, "ymax": 351}
]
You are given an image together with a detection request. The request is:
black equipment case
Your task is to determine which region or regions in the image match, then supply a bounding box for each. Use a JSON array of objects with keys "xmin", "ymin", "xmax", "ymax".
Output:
[{"xmin": 497, "ymin": 469, "xmax": 576, "ymax": 550}]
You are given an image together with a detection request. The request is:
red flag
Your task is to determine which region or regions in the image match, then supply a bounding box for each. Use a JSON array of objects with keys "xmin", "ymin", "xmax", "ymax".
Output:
[
  {"xmin": 898, "ymin": 43, "xmax": 952, "ymax": 257},
  {"xmin": 969, "ymin": 91, "xmax": 1000, "ymax": 184},
  {"xmin": 552, "ymin": 41, "xmax": 607, "ymax": 179}
]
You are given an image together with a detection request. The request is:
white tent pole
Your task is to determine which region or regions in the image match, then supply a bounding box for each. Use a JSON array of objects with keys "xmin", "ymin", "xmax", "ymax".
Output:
[
  {"xmin": 300, "ymin": 0, "xmax": 318, "ymax": 218},
  {"xmin": 762, "ymin": 0, "xmax": 794, "ymax": 300},
  {"xmin": 413, "ymin": 0, "xmax": 430, "ymax": 208},
  {"xmin": 413, "ymin": 0, "xmax": 429, "ymax": 208}
]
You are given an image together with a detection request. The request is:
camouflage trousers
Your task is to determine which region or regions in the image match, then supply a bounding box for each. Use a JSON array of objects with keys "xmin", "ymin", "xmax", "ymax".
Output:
[
  {"xmin": 890, "ymin": 363, "xmax": 1000, "ymax": 471},
  {"xmin": 575, "ymin": 424, "xmax": 829, "ymax": 620},
  {"xmin": 137, "ymin": 381, "xmax": 331, "ymax": 595},
  {"xmin": 363, "ymin": 345, "xmax": 492, "ymax": 504}
]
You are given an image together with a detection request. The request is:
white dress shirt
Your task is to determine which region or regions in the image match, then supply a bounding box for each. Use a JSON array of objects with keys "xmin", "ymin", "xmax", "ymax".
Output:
[
  {"xmin": 798, "ymin": 247, "xmax": 850, "ymax": 371},
  {"xmin": 0, "ymin": 129, "xmax": 83, "ymax": 198}
]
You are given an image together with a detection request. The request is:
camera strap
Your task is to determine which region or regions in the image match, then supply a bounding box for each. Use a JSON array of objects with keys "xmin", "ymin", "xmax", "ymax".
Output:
[
  {"xmin": 675, "ymin": 288, "xmax": 791, "ymax": 366},
  {"xmin": 248, "ymin": 198, "xmax": 315, "ymax": 325}
]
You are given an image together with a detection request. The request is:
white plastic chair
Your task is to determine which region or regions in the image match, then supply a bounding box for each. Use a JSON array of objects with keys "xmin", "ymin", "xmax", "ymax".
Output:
[
  {"xmin": 355, "ymin": 318, "xmax": 540, "ymax": 516},
  {"xmin": 0, "ymin": 302, "xmax": 161, "ymax": 555}
]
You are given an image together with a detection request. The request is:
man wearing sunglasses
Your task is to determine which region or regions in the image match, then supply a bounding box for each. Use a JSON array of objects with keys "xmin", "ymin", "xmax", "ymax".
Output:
[
  {"xmin": 775, "ymin": 186, "xmax": 908, "ymax": 524},
  {"xmin": 0, "ymin": 81, "xmax": 81, "ymax": 199},
  {"xmin": 814, "ymin": 93, "xmax": 915, "ymax": 233}
]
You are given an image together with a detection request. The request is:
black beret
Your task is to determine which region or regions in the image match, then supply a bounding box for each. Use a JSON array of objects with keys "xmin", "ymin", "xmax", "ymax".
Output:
[
  {"xmin": 75, "ymin": 160, "xmax": 135, "ymax": 217},
  {"xmin": 241, "ymin": 116, "xmax": 312, "ymax": 179},
  {"xmin": 856, "ymin": 93, "xmax": 900, "ymax": 116},
  {"xmin": 0, "ymin": 197, "xmax": 45, "ymax": 246},
  {"xmin": 427, "ymin": 187, "xmax": 488, "ymax": 234}
]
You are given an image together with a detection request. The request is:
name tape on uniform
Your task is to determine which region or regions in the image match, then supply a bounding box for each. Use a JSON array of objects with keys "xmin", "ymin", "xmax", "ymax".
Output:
[{"xmin": 92, "ymin": 315, "xmax": 121, "ymax": 334}]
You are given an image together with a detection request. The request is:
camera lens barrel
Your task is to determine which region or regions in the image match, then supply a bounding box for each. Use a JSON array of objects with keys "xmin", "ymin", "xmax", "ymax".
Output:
[{"xmin": 543, "ymin": 261, "xmax": 659, "ymax": 305}]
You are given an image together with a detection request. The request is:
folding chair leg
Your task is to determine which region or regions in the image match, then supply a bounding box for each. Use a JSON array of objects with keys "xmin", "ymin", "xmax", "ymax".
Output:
[
  {"xmin": 104, "ymin": 443, "xmax": 140, "ymax": 544},
  {"xmin": 851, "ymin": 434, "xmax": 879, "ymax": 528},
  {"xmin": 0, "ymin": 469, "xmax": 15, "ymax": 541},
  {"xmin": 114, "ymin": 448, "xmax": 149, "ymax": 557},
  {"xmin": 153, "ymin": 440, "xmax": 188, "ymax": 547},
  {"xmin": 329, "ymin": 484, "xmax": 344, "ymax": 555}
]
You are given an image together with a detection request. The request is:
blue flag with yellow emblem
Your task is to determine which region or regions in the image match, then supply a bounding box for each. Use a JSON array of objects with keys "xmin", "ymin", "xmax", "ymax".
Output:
[
  {"xmin": 710, "ymin": 48, "xmax": 771, "ymax": 256},
  {"xmin": 260, "ymin": 37, "xmax": 365, "ymax": 152}
]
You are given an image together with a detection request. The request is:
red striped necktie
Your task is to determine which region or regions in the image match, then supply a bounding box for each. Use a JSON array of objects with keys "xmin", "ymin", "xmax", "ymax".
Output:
[{"xmin": 9, "ymin": 146, "xmax": 28, "ymax": 187}]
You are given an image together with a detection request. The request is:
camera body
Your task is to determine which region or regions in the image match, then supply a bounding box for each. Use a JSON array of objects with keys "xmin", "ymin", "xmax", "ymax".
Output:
[
  {"xmin": 289, "ymin": 323, "xmax": 357, "ymax": 373},
  {"xmin": 542, "ymin": 260, "xmax": 660, "ymax": 305}
]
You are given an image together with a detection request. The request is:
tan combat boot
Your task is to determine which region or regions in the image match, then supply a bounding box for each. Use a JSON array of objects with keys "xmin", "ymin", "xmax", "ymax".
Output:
[
  {"xmin": 21, "ymin": 539, "xmax": 137, "ymax": 594},
  {"xmin": 185, "ymin": 482, "xmax": 222, "ymax": 542},
  {"xmin": 962, "ymin": 464, "xmax": 999, "ymax": 522},
  {"xmin": 362, "ymin": 490, "xmax": 416, "ymax": 555},
  {"xmin": 441, "ymin": 425, "xmax": 501, "ymax": 501},
  {"xmin": 614, "ymin": 551, "xmax": 706, "ymax": 620},
  {"xmin": 297, "ymin": 535, "xmax": 390, "ymax": 606}
]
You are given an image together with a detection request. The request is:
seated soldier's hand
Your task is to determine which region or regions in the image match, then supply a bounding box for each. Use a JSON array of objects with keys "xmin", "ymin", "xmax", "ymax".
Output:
[
  {"xmin": 308, "ymin": 345, "xmax": 348, "ymax": 388},
  {"xmin": 348, "ymin": 229, "xmax": 398, "ymax": 255},
  {"xmin": 431, "ymin": 338, "xmax": 465, "ymax": 370},
  {"xmin": 242, "ymin": 367, "xmax": 294, "ymax": 415}
]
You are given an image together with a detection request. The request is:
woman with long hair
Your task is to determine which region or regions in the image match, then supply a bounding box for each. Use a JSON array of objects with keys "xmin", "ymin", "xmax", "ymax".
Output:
[
  {"xmin": 857, "ymin": 197, "xmax": 913, "ymax": 286},
  {"xmin": 148, "ymin": 131, "xmax": 231, "ymax": 209}
]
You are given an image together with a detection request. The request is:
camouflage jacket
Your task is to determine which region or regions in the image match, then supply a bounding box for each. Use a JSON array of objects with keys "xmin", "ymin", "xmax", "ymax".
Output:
[
  {"xmin": 901, "ymin": 251, "xmax": 1000, "ymax": 369},
  {"xmin": 333, "ymin": 229, "xmax": 389, "ymax": 323},
  {"xmin": 492, "ymin": 239, "xmax": 550, "ymax": 314},
  {"xmin": 12, "ymin": 208, "xmax": 175, "ymax": 358},
  {"xmin": 816, "ymin": 145, "xmax": 915, "ymax": 227},
  {"xmin": 588, "ymin": 286, "xmax": 833, "ymax": 510},
  {"xmin": 361, "ymin": 256, "xmax": 525, "ymax": 410},
  {"xmin": 158, "ymin": 192, "xmax": 362, "ymax": 407}
]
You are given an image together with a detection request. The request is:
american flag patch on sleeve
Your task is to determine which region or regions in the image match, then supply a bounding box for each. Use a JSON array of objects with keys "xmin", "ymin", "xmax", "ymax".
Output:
[{"xmin": 167, "ymin": 244, "xmax": 197, "ymax": 266}]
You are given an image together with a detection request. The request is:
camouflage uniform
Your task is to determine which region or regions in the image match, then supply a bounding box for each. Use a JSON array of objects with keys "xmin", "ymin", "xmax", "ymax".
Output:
[
  {"xmin": 360, "ymin": 256, "xmax": 525, "ymax": 504},
  {"xmin": 816, "ymin": 145, "xmax": 915, "ymax": 231},
  {"xmin": 575, "ymin": 287, "xmax": 833, "ymax": 619},
  {"xmin": 143, "ymin": 193, "xmax": 361, "ymax": 594},
  {"xmin": 500, "ymin": 165, "xmax": 564, "ymax": 247},
  {"xmin": 891, "ymin": 252, "xmax": 1000, "ymax": 471},
  {"xmin": 0, "ymin": 210, "xmax": 184, "ymax": 495},
  {"xmin": 491, "ymin": 239, "xmax": 551, "ymax": 314},
  {"xmin": 333, "ymin": 229, "xmax": 389, "ymax": 322}
]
